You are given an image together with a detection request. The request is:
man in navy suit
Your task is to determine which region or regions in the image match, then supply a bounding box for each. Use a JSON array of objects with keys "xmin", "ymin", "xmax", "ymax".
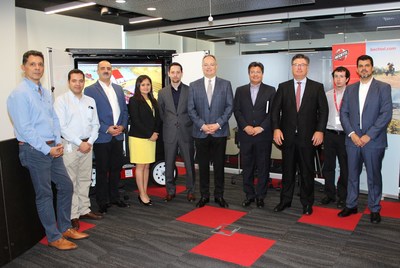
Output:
[
  {"xmin": 234, "ymin": 62, "xmax": 276, "ymax": 208},
  {"xmin": 188, "ymin": 55, "xmax": 233, "ymax": 208},
  {"xmin": 338, "ymin": 55, "xmax": 392, "ymax": 224},
  {"xmin": 84, "ymin": 60, "xmax": 129, "ymax": 214},
  {"xmin": 271, "ymin": 54, "xmax": 328, "ymax": 215}
]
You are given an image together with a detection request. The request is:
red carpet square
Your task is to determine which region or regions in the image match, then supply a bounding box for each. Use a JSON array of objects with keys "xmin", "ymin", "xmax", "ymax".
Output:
[
  {"xmin": 177, "ymin": 205, "xmax": 247, "ymax": 228},
  {"xmin": 39, "ymin": 221, "xmax": 96, "ymax": 245},
  {"xmin": 135, "ymin": 185, "xmax": 186, "ymax": 198},
  {"xmin": 190, "ymin": 233, "xmax": 275, "ymax": 267},
  {"xmin": 298, "ymin": 206, "xmax": 362, "ymax": 231},
  {"xmin": 363, "ymin": 200, "xmax": 400, "ymax": 219},
  {"xmin": 177, "ymin": 166, "xmax": 186, "ymax": 175}
]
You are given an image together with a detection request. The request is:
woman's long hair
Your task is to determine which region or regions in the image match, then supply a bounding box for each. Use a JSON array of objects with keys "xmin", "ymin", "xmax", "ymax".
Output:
[{"xmin": 133, "ymin": 75, "xmax": 158, "ymax": 108}]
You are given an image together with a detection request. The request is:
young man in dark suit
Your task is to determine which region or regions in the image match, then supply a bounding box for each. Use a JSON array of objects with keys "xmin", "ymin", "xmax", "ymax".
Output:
[
  {"xmin": 84, "ymin": 60, "xmax": 129, "ymax": 214},
  {"xmin": 158, "ymin": 62, "xmax": 196, "ymax": 202},
  {"xmin": 271, "ymin": 54, "xmax": 329, "ymax": 215},
  {"xmin": 188, "ymin": 54, "xmax": 233, "ymax": 208},
  {"xmin": 338, "ymin": 55, "xmax": 392, "ymax": 224},
  {"xmin": 234, "ymin": 62, "xmax": 276, "ymax": 208}
]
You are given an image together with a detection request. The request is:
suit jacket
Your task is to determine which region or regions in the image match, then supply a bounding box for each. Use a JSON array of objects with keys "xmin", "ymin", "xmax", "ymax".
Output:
[
  {"xmin": 188, "ymin": 77, "xmax": 233, "ymax": 138},
  {"xmin": 158, "ymin": 83, "xmax": 193, "ymax": 143},
  {"xmin": 271, "ymin": 78, "xmax": 328, "ymax": 146},
  {"xmin": 84, "ymin": 81, "xmax": 128, "ymax": 143},
  {"xmin": 234, "ymin": 83, "xmax": 276, "ymax": 143},
  {"xmin": 128, "ymin": 97, "xmax": 161, "ymax": 139},
  {"xmin": 340, "ymin": 78, "xmax": 392, "ymax": 148}
]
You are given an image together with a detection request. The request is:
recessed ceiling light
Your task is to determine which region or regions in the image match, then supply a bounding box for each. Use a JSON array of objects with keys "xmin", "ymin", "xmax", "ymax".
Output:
[
  {"xmin": 116, "ymin": 0, "xmax": 126, "ymax": 3},
  {"xmin": 147, "ymin": 7, "xmax": 156, "ymax": 11}
]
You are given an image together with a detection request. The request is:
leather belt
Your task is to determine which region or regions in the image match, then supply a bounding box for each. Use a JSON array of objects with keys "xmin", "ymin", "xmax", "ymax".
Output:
[
  {"xmin": 81, "ymin": 138, "xmax": 89, "ymax": 142},
  {"xmin": 326, "ymin": 129, "xmax": 345, "ymax": 135},
  {"xmin": 18, "ymin": 140, "xmax": 54, "ymax": 145}
]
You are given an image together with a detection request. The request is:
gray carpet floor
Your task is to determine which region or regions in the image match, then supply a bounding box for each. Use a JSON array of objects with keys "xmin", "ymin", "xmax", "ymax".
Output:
[{"xmin": 4, "ymin": 174, "xmax": 400, "ymax": 268}]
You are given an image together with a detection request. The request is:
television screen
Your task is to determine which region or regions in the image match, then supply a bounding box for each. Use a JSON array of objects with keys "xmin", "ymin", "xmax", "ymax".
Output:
[{"xmin": 76, "ymin": 60, "xmax": 164, "ymax": 103}]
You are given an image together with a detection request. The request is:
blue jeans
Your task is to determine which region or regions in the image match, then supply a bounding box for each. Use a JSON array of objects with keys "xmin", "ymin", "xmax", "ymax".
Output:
[{"xmin": 19, "ymin": 143, "xmax": 73, "ymax": 242}]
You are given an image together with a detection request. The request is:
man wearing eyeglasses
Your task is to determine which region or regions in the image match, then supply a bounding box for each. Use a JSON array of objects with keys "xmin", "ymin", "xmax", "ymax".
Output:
[
  {"xmin": 271, "ymin": 54, "xmax": 328, "ymax": 215},
  {"xmin": 233, "ymin": 62, "xmax": 276, "ymax": 208}
]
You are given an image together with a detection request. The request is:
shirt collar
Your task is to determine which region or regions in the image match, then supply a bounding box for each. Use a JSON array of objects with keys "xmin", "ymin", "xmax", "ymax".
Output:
[{"xmin": 23, "ymin": 77, "xmax": 42, "ymax": 92}]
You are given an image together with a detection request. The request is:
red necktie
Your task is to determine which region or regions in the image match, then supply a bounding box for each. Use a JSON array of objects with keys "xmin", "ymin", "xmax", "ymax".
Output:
[{"xmin": 296, "ymin": 82, "xmax": 301, "ymax": 111}]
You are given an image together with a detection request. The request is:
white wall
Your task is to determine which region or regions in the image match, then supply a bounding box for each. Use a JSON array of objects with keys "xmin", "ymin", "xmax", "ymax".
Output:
[
  {"xmin": 0, "ymin": 0, "xmax": 17, "ymax": 141},
  {"xmin": 1, "ymin": 6, "xmax": 123, "ymax": 141}
]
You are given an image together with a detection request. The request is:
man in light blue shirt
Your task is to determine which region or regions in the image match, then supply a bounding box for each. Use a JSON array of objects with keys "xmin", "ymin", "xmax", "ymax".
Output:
[
  {"xmin": 7, "ymin": 50, "xmax": 88, "ymax": 250},
  {"xmin": 54, "ymin": 69, "xmax": 102, "ymax": 231}
]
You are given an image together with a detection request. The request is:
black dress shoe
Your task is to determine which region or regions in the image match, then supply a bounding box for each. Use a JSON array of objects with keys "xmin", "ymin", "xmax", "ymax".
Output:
[
  {"xmin": 256, "ymin": 198, "xmax": 264, "ymax": 208},
  {"xmin": 320, "ymin": 196, "xmax": 336, "ymax": 205},
  {"xmin": 98, "ymin": 204, "xmax": 108, "ymax": 214},
  {"xmin": 273, "ymin": 202, "xmax": 291, "ymax": 212},
  {"xmin": 71, "ymin": 219, "xmax": 80, "ymax": 230},
  {"xmin": 80, "ymin": 211, "xmax": 104, "ymax": 220},
  {"xmin": 338, "ymin": 207, "xmax": 358, "ymax": 217},
  {"xmin": 337, "ymin": 200, "xmax": 345, "ymax": 209},
  {"xmin": 138, "ymin": 196, "xmax": 152, "ymax": 206},
  {"xmin": 196, "ymin": 197, "xmax": 209, "ymax": 208},
  {"xmin": 242, "ymin": 198, "xmax": 255, "ymax": 207},
  {"xmin": 303, "ymin": 205, "xmax": 313, "ymax": 215},
  {"xmin": 214, "ymin": 197, "xmax": 229, "ymax": 208},
  {"xmin": 163, "ymin": 194, "xmax": 176, "ymax": 202},
  {"xmin": 111, "ymin": 200, "xmax": 128, "ymax": 208},
  {"xmin": 370, "ymin": 212, "xmax": 381, "ymax": 224}
]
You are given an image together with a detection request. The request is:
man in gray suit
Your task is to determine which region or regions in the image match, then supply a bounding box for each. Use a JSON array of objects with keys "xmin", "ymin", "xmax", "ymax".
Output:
[
  {"xmin": 158, "ymin": 62, "xmax": 196, "ymax": 202},
  {"xmin": 338, "ymin": 55, "xmax": 392, "ymax": 224},
  {"xmin": 188, "ymin": 54, "xmax": 233, "ymax": 208}
]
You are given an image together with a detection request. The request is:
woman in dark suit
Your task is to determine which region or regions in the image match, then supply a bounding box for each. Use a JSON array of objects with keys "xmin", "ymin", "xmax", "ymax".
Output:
[{"xmin": 128, "ymin": 75, "xmax": 161, "ymax": 205}]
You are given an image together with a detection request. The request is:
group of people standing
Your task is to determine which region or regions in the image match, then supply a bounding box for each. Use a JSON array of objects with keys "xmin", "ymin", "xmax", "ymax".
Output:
[{"xmin": 7, "ymin": 50, "xmax": 392, "ymax": 251}]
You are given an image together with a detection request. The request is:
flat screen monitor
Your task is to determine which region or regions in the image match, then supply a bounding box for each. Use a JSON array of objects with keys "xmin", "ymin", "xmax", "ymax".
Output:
[{"xmin": 76, "ymin": 59, "xmax": 164, "ymax": 103}]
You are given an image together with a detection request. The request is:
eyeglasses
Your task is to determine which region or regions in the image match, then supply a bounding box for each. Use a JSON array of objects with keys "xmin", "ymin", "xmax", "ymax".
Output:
[
  {"xmin": 292, "ymin": 63, "xmax": 308, "ymax": 68},
  {"xmin": 249, "ymin": 71, "xmax": 262, "ymax": 75}
]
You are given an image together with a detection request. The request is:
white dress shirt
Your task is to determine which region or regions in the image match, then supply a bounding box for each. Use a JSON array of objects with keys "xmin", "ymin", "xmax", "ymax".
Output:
[
  {"xmin": 54, "ymin": 91, "xmax": 100, "ymax": 146},
  {"xmin": 293, "ymin": 77, "xmax": 307, "ymax": 105},
  {"xmin": 99, "ymin": 80, "xmax": 121, "ymax": 125},
  {"xmin": 326, "ymin": 88, "xmax": 345, "ymax": 131},
  {"xmin": 359, "ymin": 78, "xmax": 373, "ymax": 129},
  {"xmin": 204, "ymin": 76, "xmax": 216, "ymax": 95}
]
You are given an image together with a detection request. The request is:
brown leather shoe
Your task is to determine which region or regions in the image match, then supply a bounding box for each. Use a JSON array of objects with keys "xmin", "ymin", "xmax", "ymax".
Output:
[
  {"xmin": 71, "ymin": 218, "xmax": 80, "ymax": 230},
  {"xmin": 163, "ymin": 194, "xmax": 176, "ymax": 202},
  {"xmin": 80, "ymin": 211, "xmax": 103, "ymax": 220},
  {"xmin": 48, "ymin": 237, "xmax": 77, "ymax": 250},
  {"xmin": 187, "ymin": 193, "xmax": 196, "ymax": 202},
  {"xmin": 62, "ymin": 228, "xmax": 89, "ymax": 240}
]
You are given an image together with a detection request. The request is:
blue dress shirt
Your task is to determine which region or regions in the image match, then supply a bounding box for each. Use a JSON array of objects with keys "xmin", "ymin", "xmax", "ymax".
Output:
[{"xmin": 7, "ymin": 78, "xmax": 61, "ymax": 155}]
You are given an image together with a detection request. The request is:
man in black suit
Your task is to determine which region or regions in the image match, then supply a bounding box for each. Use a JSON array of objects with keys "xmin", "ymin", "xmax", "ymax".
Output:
[
  {"xmin": 234, "ymin": 62, "xmax": 276, "ymax": 208},
  {"xmin": 271, "ymin": 54, "xmax": 328, "ymax": 215}
]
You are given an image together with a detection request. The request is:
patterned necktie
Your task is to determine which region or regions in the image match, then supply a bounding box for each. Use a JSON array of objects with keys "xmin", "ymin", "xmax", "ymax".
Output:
[
  {"xmin": 296, "ymin": 82, "xmax": 301, "ymax": 111},
  {"xmin": 207, "ymin": 79, "xmax": 212, "ymax": 105}
]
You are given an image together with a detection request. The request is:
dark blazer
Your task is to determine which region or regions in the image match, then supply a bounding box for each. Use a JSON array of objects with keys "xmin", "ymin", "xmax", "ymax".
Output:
[
  {"xmin": 234, "ymin": 83, "xmax": 276, "ymax": 143},
  {"xmin": 188, "ymin": 77, "xmax": 233, "ymax": 138},
  {"xmin": 271, "ymin": 78, "xmax": 328, "ymax": 146},
  {"xmin": 158, "ymin": 83, "xmax": 193, "ymax": 143},
  {"xmin": 340, "ymin": 78, "xmax": 392, "ymax": 148},
  {"xmin": 128, "ymin": 96, "xmax": 161, "ymax": 139},
  {"xmin": 84, "ymin": 81, "xmax": 128, "ymax": 143}
]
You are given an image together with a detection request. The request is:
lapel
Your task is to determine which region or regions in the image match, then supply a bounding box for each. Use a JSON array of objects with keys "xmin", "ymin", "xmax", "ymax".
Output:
[
  {"xmin": 165, "ymin": 85, "xmax": 176, "ymax": 112},
  {"xmin": 362, "ymin": 78, "xmax": 375, "ymax": 115},
  {"xmin": 96, "ymin": 81, "xmax": 112, "ymax": 110},
  {"xmin": 289, "ymin": 79, "xmax": 297, "ymax": 110},
  {"xmin": 177, "ymin": 84, "xmax": 187, "ymax": 113},
  {"xmin": 254, "ymin": 83, "xmax": 266, "ymax": 107}
]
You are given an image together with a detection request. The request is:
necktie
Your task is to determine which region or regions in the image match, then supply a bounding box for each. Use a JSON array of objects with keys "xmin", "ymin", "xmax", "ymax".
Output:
[
  {"xmin": 207, "ymin": 79, "xmax": 212, "ymax": 105},
  {"xmin": 296, "ymin": 82, "xmax": 301, "ymax": 111}
]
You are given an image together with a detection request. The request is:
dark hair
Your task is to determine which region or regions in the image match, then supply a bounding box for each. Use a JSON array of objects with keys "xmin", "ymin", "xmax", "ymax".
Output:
[
  {"xmin": 357, "ymin": 55, "xmax": 374, "ymax": 67},
  {"xmin": 133, "ymin": 75, "xmax": 158, "ymax": 108},
  {"xmin": 169, "ymin": 62, "xmax": 183, "ymax": 72},
  {"xmin": 248, "ymin": 62, "xmax": 264, "ymax": 74},
  {"xmin": 332, "ymin": 66, "xmax": 350, "ymax": 84},
  {"xmin": 22, "ymin": 50, "xmax": 44, "ymax": 65},
  {"xmin": 291, "ymin": 54, "xmax": 310, "ymax": 64},
  {"xmin": 68, "ymin": 69, "xmax": 85, "ymax": 81}
]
